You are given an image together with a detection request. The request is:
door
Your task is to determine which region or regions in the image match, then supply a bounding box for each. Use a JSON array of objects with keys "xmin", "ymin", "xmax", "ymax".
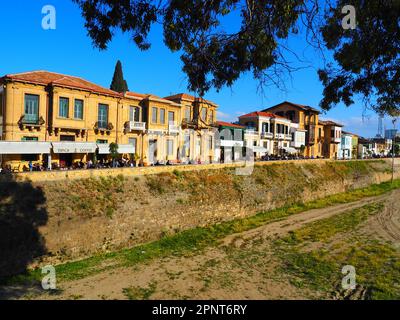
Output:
[
  {"xmin": 149, "ymin": 140, "xmax": 156, "ymax": 164},
  {"xmin": 59, "ymin": 135, "xmax": 75, "ymax": 167}
]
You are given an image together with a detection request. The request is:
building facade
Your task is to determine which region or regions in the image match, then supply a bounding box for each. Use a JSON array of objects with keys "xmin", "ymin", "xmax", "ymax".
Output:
[
  {"xmin": 215, "ymin": 121, "xmax": 245, "ymax": 162},
  {"xmin": 262, "ymin": 102, "xmax": 323, "ymax": 157},
  {"xmin": 319, "ymin": 120, "xmax": 343, "ymax": 159},
  {"xmin": 164, "ymin": 93, "xmax": 218, "ymax": 164},
  {"xmin": 238, "ymin": 111, "xmax": 300, "ymax": 158},
  {"xmin": 338, "ymin": 132, "xmax": 353, "ymax": 159},
  {"xmin": 0, "ymin": 71, "xmax": 218, "ymax": 170}
]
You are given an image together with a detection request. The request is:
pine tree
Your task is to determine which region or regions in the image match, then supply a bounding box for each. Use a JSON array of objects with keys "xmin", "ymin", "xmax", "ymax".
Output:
[{"xmin": 110, "ymin": 60, "xmax": 129, "ymax": 93}]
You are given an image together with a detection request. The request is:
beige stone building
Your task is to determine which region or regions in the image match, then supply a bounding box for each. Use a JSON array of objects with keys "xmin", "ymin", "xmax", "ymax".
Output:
[{"xmin": 0, "ymin": 71, "xmax": 218, "ymax": 171}]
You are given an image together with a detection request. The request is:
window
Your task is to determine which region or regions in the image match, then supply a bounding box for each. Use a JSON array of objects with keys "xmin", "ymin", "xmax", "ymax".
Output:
[
  {"xmin": 166, "ymin": 139, "xmax": 174, "ymax": 156},
  {"xmin": 318, "ymin": 128, "xmax": 322, "ymax": 138},
  {"xmin": 24, "ymin": 94, "xmax": 39, "ymax": 123},
  {"xmin": 59, "ymin": 97, "xmax": 69, "ymax": 118},
  {"xmin": 209, "ymin": 136, "xmax": 213, "ymax": 149},
  {"xmin": 185, "ymin": 107, "xmax": 191, "ymax": 120},
  {"xmin": 22, "ymin": 136, "xmax": 38, "ymax": 141},
  {"xmin": 160, "ymin": 108, "xmax": 166, "ymax": 124},
  {"xmin": 74, "ymin": 99, "xmax": 83, "ymax": 119},
  {"xmin": 97, "ymin": 139, "xmax": 108, "ymax": 144},
  {"xmin": 168, "ymin": 111, "xmax": 175, "ymax": 124},
  {"xmin": 246, "ymin": 121, "xmax": 256, "ymax": 129},
  {"xmin": 201, "ymin": 108, "xmax": 207, "ymax": 121},
  {"xmin": 98, "ymin": 104, "xmax": 108, "ymax": 128},
  {"xmin": 184, "ymin": 134, "xmax": 190, "ymax": 156},
  {"xmin": 134, "ymin": 107, "xmax": 140, "ymax": 121},
  {"xmin": 129, "ymin": 106, "xmax": 135, "ymax": 121},
  {"xmin": 128, "ymin": 138, "xmax": 137, "ymax": 153},
  {"xmin": 60, "ymin": 135, "xmax": 75, "ymax": 141},
  {"xmin": 152, "ymin": 107, "xmax": 158, "ymax": 123}
]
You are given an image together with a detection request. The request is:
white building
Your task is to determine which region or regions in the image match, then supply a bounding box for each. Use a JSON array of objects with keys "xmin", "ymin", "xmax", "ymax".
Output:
[
  {"xmin": 238, "ymin": 111, "xmax": 300, "ymax": 158},
  {"xmin": 338, "ymin": 132, "xmax": 353, "ymax": 159}
]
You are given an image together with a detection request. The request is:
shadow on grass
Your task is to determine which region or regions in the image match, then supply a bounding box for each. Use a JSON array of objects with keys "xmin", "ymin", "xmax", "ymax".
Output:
[{"xmin": 0, "ymin": 173, "xmax": 48, "ymax": 299}]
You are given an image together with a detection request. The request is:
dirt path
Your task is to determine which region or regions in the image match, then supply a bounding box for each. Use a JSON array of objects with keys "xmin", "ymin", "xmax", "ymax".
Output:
[
  {"xmin": 222, "ymin": 192, "xmax": 394, "ymax": 247},
  {"xmin": 19, "ymin": 190, "xmax": 400, "ymax": 300}
]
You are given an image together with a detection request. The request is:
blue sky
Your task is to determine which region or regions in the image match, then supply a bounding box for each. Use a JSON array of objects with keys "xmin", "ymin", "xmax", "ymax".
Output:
[{"xmin": 0, "ymin": 0, "xmax": 397, "ymax": 137}]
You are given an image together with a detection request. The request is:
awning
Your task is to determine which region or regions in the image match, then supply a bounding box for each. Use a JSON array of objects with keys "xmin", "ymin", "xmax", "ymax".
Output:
[
  {"xmin": 52, "ymin": 142, "xmax": 97, "ymax": 154},
  {"xmin": 220, "ymin": 140, "xmax": 244, "ymax": 147},
  {"xmin": 97, "ymin": 144, "xmax": 111, "ymax": 155},
  {"xmin": 97, "ymin": 144, "xmax": 135, "ymax": 154},
  {"xmin": 282, "ymin": 147, "xmax": 297, "ymax": 154},
  {"xmin": 251, "ymin": 146, "xmax": 268, "ymax": 153},
  {"xmin": 117, "ymin": 144, "xmax": 135, "ymax": 154},
  {"xmin": 0, "ymin": 141, "xmax": 51, "ymax": 154}
]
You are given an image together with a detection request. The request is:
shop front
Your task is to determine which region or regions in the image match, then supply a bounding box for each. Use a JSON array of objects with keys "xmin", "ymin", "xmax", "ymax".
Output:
[
  {"xmin": 51, "ymin": 142, "xmax": 97, "ymax": 168},
  {"xmin": 0, "ymin": 141, "xmax": 52, "ymax": 171}
]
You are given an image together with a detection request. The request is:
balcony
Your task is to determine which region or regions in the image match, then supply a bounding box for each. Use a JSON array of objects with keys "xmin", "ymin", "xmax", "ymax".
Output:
[
  {"xmin": 22, "ymin": 114, "xmax": 39, "ymax": 124},
  {"xmin": 284, "ymin": 134, "xmax": 292, "ymax": 140},
  {"xmin": 261, "ymin": 132, "xmax": 273, "ymax": 139},
  {"xmin": 245, "ymin": 128, "xmax": 258, "ymax": 136},
  {"xmin": 169, "ymin": 122, "xmax": 180, "ymax": 134},
  {"xmin": 331, "ymin": 137, "xmax": 341, "ymax": 144},
  {"xmin": 94, "ymin": 122, "xmax": 114, "ymax": 133},
  {"xmin": 18, "ymin": 114, "xmax": 45, "ymax": 130},
  {"xmin": 126, "ymin": 121, "xmax": 146, "ymax": 131},
  {"xmin": 182, "ymin": 117, "xmax": 197, "ymax": 128}
]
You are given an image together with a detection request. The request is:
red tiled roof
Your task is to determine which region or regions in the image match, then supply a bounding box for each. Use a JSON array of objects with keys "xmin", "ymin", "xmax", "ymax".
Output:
[
  {"xmin": 319, "ymin": 120, "xmax": 344, "ymax": 127},
  {"xmin": 342, "ymin": 131, "xmax": 358, "ymax": 137},
  {"xmin": 239, "ymin": 111, "xmax": 287, "ymax": 119},
  {"xmin": 216, "ymin": 121, "xmax": 245, "ymax": 129},
  {"xmin": 2, "ymin": 71, "xmax": 122, "ymax": 97},
  {"xmin": 263, "ymin": 101, "xmax": 320, "ymax": 114},
  {"xmin": 125, "ymin": 92, "xmax": 177, "ymax": 104},
  {"xmin": 125, "ymin": 91, "xmax": 149, "ymax": 99},
  {"xmin": 164, "ymin": 93, "xmax": 217, "ymax": 106}
]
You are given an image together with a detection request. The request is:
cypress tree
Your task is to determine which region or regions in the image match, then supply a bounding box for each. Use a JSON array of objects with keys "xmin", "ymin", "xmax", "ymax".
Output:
[{"xmin": 110, "ymin": 60, "xmax": 129, "ymax": 93}]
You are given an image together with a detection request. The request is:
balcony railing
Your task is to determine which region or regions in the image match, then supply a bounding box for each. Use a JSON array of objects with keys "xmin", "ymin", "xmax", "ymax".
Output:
[
  {"xmin": 261, "ymin": 132, "xmax": 273, "ymax": 139},
  {"xmin": 169, "ymin": 122, "xmax": 180, "ymax": 134},
  {"xmin": 127, "ymin": 121, "xmax": 146, "ymax": 131},
  {"xmin": 18, "ymin": 114, "xmax": 45, "ymax": 128},
  {"xmin": 182, "ymin": 117, "xmax": 197, "ymax": 127},
  {"xmin": 245, "ymin": 128, "xmax": 258, "ymax": 135},
  {"xmin": 284, "ymin": 134, "xmax": 292, "ymax": 140},
  {"xmin": 95, "ymin": 121, "xmax": 114, "ymax": 131},
  {"xmin": 22, "ymin": 114, "xmax": 39, "ymax": 124}
]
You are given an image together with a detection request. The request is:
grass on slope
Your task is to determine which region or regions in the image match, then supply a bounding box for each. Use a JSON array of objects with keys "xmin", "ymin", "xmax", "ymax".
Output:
[
  {"xmin": 3, "ymin": 179, "xmax": 400, "ymax": 286},
  {"xmin": 274, "ymin": 202, "xmax": 400, "ymax": 299}
]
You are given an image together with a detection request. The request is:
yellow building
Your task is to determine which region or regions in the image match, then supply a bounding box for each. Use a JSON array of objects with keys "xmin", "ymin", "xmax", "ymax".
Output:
[
  {"xmin": 127, "ymin": 92, "xmax": 183, "ymax": 165},
  {"xmin": 0, "ymin": 71, "xmax": 219, "ymax": 171},
  {"xmin": 263, "ymin": 102, "xmax": 323, "ymax": 158},
  {"xmin": 164, "ymin": 93, "xmax": 218, "ymax": 163},
  {"xmin": 0, "ymin": 71, "xmax": 145, "ymax": 170},
  {"xmin": 319, "ymin": 120, "xmax": 343, "ymax": 159}
]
